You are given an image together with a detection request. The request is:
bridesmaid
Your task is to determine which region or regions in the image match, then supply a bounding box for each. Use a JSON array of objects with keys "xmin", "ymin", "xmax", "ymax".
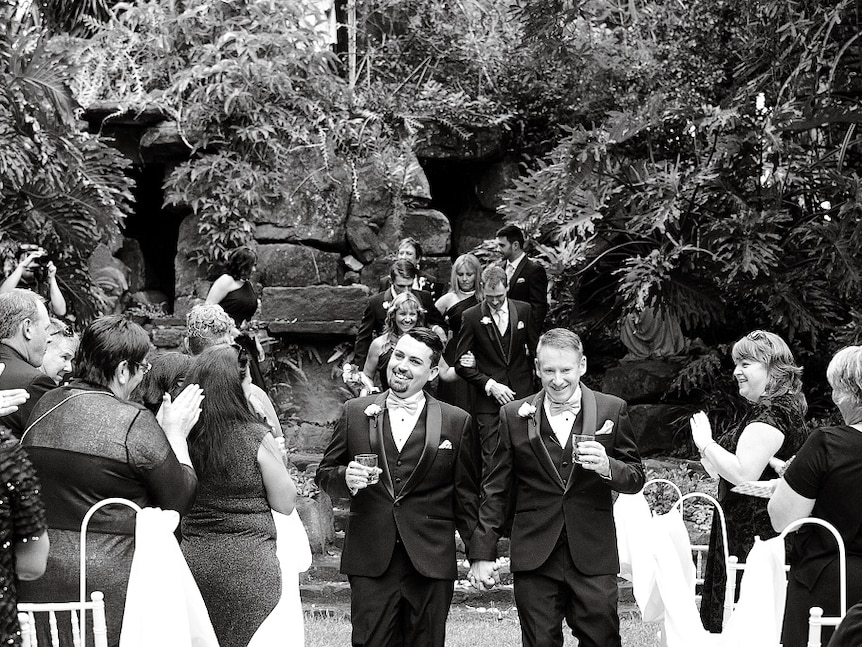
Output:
[
  {"xmin": 206, "ymin": 246, "xmax": 266, "ymax": 389},
  {"xmin": 435, "ymin": 254, "xmax": 482, "ymax": 410}
]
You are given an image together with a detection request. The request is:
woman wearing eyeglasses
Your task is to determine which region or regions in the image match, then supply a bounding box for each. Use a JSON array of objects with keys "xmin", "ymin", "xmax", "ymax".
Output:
[
  {"xmin": 181, "ymin": 344, "xmax": 298, "ymax": 647},
  {"xmin": 689, "ymin": 330, "xmax": 808, "ymax": 632},
  {"xmin": 19, "ymin": 315, "xmax": 203, "ymax": 647}
]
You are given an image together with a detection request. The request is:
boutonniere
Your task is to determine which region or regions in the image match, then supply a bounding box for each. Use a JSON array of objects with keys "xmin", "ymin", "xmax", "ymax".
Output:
[
  {"xmin": 518, "ymin": 402, "xmax": 537, "ymax": 418},
  {"xmin": 364, "ymin": 404, "xmax": 383, "ymax": 418},
  {"xmin": 517, "ymin": 321, "xmax": 525, "ymax": 330},
  {"xmin": 480, "ymin": 316, "xmax": 492, "ymax": 325},
  {"xmin": 382, "ymin": 301, "xmax": 390, "ymax": 310}
]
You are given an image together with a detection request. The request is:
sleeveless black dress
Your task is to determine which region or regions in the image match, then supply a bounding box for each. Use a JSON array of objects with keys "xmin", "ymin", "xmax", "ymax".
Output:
[
  {"xmin": 219, "ymin": 281, "xmax": 266, "ymax": 389},
  {"xmin": 437, "ymin": 294, "xmax": 477, "ymax": 411}
]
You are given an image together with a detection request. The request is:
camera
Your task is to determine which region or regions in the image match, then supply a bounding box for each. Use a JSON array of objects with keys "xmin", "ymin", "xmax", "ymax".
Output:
[{"xmin": 19, "ymin": 244, "xmax": 51, "ymax": 282}]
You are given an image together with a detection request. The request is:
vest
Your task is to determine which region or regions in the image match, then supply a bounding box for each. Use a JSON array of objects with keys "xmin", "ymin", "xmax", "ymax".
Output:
[
  {"xmin": 539, "ymin": 407, "xmax": 583, "ymax": 485},
  {"xmin": 382, "ymin": 406, "xmax": 428, "ymax": 496}
]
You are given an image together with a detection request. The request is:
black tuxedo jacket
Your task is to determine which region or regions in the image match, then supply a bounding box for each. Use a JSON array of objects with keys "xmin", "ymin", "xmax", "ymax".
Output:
[
  {"xmin": 500, "ymin": 257, "xmax": 548, "ymax": 330},
  {"xmin": 353, "ymin": 288, "xmax": 443, "ymax": 368},
  {"xmin": 380, "ymin": 274, "xmax": 444, "ymax": 302},
  {"xmin": 0, "ymin": 344, "xmax": 56, "ymax": 438},
  {"xmin": 454, "ymin": 299, "xmax": 538, "ymax": 414},
  {"xmin": 468, "ymin": 386, "xmax": 644, "ymax": 575},
  {"xmin": 315, "ymin": 392, "xmax": 479, "ymax": 579}
]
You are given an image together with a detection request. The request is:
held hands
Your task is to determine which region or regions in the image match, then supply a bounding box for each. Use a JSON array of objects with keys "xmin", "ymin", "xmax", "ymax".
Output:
[
  {"xmin": 468, "ymin": 560, "xmax": 499, "ymax": 591},
  {"xmin": 345, "ymin": 460, "xmax": 382, "ymax": 494},
  {"xmin": 157, "ymin": 383, "xmax": 204, "ymax": 439},
  {"xmin": 690, "ymin": 411, "xmax": 714, "ymax": 452}
]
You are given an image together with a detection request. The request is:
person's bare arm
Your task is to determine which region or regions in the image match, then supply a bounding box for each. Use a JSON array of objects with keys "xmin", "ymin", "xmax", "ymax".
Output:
[
  {"xmin": 258, "ymin": 434, "xmax": 297, "ymax": 515},
  {"xmin": 768, "ymin": 478, "xmax": 815, "ymax": 532},
  {"xmin": 205, "ymin": 274, "xmax": 234, "ymax": 305}
]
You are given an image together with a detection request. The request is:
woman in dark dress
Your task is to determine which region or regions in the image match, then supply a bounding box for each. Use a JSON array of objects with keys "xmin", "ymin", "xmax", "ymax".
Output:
[
  {"xmin": 181, "ymin": 345, "xmax": 297, "ymax": 647},
  {"xmin": 206, "ymin": 246, "xmax": 266, "ymax": 389},
  {"xmin": 689, "ymin": 330, "xmax": 808, "ymax": 632},
  {"xmin": 770, "ymin": 345, "xmax": 862, "ymax": 647},
  {"xmin": 435, "ymin": 254, "xmax": 482, "ymax": 410},
  {"xmin": 19, "ymin": 315, "xmax": 202, "ymax": 647}
]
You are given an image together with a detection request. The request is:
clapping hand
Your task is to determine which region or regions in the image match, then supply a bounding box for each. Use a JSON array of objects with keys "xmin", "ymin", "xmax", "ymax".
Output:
[
  {"xmin": 157, "ymin": 383, "xmax": 205, "ymax": 438},
  {"xmin": 690, "ymin": 411, "xmax": 714, "ymax": 452}
]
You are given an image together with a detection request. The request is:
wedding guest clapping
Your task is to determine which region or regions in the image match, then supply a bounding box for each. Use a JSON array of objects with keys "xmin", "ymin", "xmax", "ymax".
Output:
[
  {"xmin": 769, "ymin": 345, "xmax": 862, "ymax": 647},
  {"xmin": 19, "ymin": 315, "xmax": 202, "ymax": 647},
  {"xmin": 182, "ymin": 344, "xmax": 297, "ymax": 647},
  {"xmin": 690, "ymin": 330, "xmax": 808, "ymax": 632}
]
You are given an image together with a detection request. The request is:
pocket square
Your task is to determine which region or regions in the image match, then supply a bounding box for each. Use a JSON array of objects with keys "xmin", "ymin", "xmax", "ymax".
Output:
[
  {"xmin": 596, "ymin": 420, "xmax": 614, "ymax": 435},
  {"xmin": 516, "ymin": 277, "xmax": 526, "ymax": 283},
  {"xmin": 517, "ymin": 321, "xmax": 525, "ymax": 330},
  {"xmin": 438, "ymin": 440, "xmax": 453, "ymax": 450}
]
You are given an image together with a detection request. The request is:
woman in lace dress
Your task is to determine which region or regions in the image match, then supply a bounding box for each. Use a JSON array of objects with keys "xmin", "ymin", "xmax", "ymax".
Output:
[{"xmin": 689, "ymin": 330, "xmax": 808, "ymax": 632}]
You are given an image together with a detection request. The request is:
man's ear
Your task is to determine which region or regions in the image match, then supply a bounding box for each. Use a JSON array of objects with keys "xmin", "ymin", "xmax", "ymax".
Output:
[{"xmin": 20, "ymin": 318, "xmax": 33, "ymax": 341}]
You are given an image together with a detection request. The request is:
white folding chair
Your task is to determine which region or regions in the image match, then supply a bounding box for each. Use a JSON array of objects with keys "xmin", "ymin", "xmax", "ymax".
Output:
[
  {"xmin": 780, "ymin": 517, "xmax": 846, "ymax": 647},
  {"xmin": 17, "ymin": 498, "xmax": 142, "ymax": 647}
]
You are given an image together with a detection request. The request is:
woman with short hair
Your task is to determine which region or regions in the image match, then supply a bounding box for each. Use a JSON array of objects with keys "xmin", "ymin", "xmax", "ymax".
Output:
[
  {"xmin": 769, "ymin": 345, "xmax": 862, "ymax": 647},
  {"xmin": 19, "ymin": 315, "xmax": 202, "ymax": 647},
  {"xmin": 690, "ymin": 330, "xmax": 808, "ymax": 632}
]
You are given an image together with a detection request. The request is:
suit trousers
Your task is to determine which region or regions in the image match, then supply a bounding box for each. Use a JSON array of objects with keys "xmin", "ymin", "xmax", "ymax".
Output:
[
  {"xmin": 475, "ymin": 412, "xmax": 501, "ymax": 479},
  {"xmin": 348, "ymin": 540, "xmax": 454, "ymax": 647},
  {"xmin": 513, "ymin": 533, "xmax": 620, "ymax": 647}
]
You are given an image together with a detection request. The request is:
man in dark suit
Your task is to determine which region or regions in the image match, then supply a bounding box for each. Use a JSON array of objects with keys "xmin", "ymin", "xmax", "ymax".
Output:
[
  {"xmin": 378, "ymin": 237, "xmax": 444, "ymax": 300},
  {"xmin": 496, "ymin": 224, "xmax": 549, "ymax": 330},
  {"xmin": 467, "ymin": 328, "xmax": 644, "ymax": 647},
  {"xmin": 316, "ymin": 327, "xmax": 479, "ymax": 647},
  {"xmin": 454, "ymin": 265, "xmax": 538, "ymax": 476},
  {"xmin": 0, "ymin": 289, "xmax": 55, "ymax": 437},
  {"xmin": 353, "ymin": 260, "xmax": 444, "ymax": 369}
]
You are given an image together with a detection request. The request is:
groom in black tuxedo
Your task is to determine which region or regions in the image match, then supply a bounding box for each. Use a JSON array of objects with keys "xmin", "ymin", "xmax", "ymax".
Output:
[
  {"xmin": 316, "ymin": 327, "xmax": 479, "ymax": 647},
  {"xmin": 468, "ymin": 328, "xmax": 644, "ymax": 647}
]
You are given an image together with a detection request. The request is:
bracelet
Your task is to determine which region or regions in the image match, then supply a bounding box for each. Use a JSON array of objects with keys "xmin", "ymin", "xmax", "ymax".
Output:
[{"xmin": 700, "ymin": 441, "xmax": 718, "ymax": 456}]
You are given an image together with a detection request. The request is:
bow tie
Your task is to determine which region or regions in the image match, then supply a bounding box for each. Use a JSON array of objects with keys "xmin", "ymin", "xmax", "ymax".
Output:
[
  {"xmin": 548, "ymin": 400, "xmax": 580, "ymax": 417},
  {"xmin": 387, "ymin": 396, "xmax": 419, "ymax": 416}
]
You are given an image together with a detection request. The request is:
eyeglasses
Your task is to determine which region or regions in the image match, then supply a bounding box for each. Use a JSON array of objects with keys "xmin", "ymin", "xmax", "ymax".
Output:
[
  {"xmin": 746, "ymin": 330, "xmax": 768, "ymax": 340},
  {"xmin": 50, "ymin": 327, "xmax": 74, "ymax": 338},
  {"xmin": 134, "ymin": 360, "xmax": 152, "ymax": 375},
  {"xmin": 229, "ymin": 342, "xmax": 249, "ymax": 367}
]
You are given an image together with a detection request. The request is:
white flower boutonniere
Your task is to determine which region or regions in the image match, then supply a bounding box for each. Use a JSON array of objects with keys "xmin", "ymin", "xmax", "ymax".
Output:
[
  {"xmin": 382, "ymin": 301, "xmax": 391, "ymax": 310},
  {"xmin": 480, "ymin": 316, "xmax": 492, "ymax": 325},
  {"xmin": 364, "ymin": 404, "xmax": 382, "ymax": 418},
  {"xmin": 517, "ymin": 321, "xmax": 525, "ymax": 330},
  {"xmin": 518, "ymin": 402, "xmax": 537, "ymax": 418}
]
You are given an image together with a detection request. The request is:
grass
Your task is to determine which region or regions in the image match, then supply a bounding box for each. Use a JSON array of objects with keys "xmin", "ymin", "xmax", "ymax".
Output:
[{"xmin": 304, "ymin": 607, "xmax": 661, "ymax": 646}]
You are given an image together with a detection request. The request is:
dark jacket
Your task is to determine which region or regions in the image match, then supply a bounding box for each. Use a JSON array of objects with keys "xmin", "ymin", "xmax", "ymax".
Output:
[
  {"xmin": 315, "ymin": 392, "xmax": 479, "ymax": 579},
  {"xmin": 0, "ymin": 344, "xmax": 56, "ymax": 438},
  {"xmin": 454, "ymin": 299, "xmax": 538, "ymax": 414},
  {"xmin": 468, "ymin": 387, "xmax": 644, "ymax": 575},
  {"xmin": 501, "ymin": 257, "xmax": 548, "ymax": 331}
]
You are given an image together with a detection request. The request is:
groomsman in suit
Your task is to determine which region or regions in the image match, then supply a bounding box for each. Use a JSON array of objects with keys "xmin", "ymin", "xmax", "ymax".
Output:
[
  {"xmin": 354, "ymin": 260, "xmax": 444, "ymax": 369},
  {"xmin": 379, "ymin": 237, "xmax": 444, "ymax": 300},
  {"xmin": 316, "ymin": 327, "xmax": 479, "ymax": 647},
  {"xmin": 496, "ymin": 224, "xmax": 549, "ymax": 330},
  {"xmin": 468, "ymin": 328, "xmax": 644, "ymax": 647},
  {"xmin": 455, "ymin": 265, "xmax": 538, "ymax": 476}
]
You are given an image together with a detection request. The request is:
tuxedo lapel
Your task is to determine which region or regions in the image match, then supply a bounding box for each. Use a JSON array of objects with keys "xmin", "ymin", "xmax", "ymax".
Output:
[
  {"xmin": 565, "ymin": 383, "xmax": 597, "ymax": 493},
  {"xmin": 526, "ymin": 392, "xmax": 565, "ymax": 489},
  {"xmin": 395, "ymin": 397, "xmax": 442, "ymax": 501},
  {"xmin": 506, "ymin": 299, "xmax": 517, "ymax": 362},
  {"xmin": 368, "ymin": 392, "xmax": 395, "ymax": 498}
]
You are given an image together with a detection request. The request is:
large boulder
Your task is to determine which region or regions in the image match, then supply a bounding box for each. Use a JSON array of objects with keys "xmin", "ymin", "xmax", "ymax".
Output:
[
  {"xmin": 414, "ymin": 121, "xmax": 507, "ymax": 161},
  {"xmin": 602, "ymin": 360, "xmax": 684, "ymax": 404},
  {"xmin": 256, "ymin": 244, "xmax": 340, "ymax": 287},
  {"xmin": 254, "ymin": 150, "xmax": 351, "ymax": 247},
  {"xmin": 296, "ymin": 491, "xmax": 335, "ymax": 554},
  {"xmin": 174, "ymin": 214, "xmax": 211, "ymax": 306},
  {"xmin": 261, "ymin": 285, "xmax": 371, "ymax": 335}
]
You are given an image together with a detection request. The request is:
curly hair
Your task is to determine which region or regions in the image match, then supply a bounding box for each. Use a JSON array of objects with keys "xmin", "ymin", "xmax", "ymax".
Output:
[
  {"xmin": 732, "ymin": 330, "xmax": 807, "ymax": 416},
  {"xmin": 382, "ymin": 292, "xmax": 425, "ymax": 341}
]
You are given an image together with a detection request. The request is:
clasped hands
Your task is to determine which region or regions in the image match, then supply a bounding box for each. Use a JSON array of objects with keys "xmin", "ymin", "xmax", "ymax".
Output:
[{"xmin": 468, "ymin": 560, "xmax": 500, "ymax": 591}]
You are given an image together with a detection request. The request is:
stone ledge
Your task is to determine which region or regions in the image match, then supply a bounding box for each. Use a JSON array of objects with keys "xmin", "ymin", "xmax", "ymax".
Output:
[
  {"xmin": 268, "ymin": 320, "xmax": 358, "ymax": 335},
  {"xmin": 261, "ymin": 285, "xmax": 370, "ymax": 324}
]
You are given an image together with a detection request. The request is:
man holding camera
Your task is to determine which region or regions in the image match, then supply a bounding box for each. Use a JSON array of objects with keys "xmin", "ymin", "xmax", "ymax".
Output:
[{"xmin": 1, "ymin": 247, "xmax": 67, "ymax": 317}]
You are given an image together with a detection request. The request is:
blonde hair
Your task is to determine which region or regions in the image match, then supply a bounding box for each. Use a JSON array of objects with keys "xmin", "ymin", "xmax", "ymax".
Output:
[
  {"xmin": 827, "ymin": 346, "xmax": 862, "ymax": 407},
  {"xmin": 449, "ymin": 254, "xmax": 482, "ymax": 298},
  {"xmin": 382, "ymin": 292, "xmax": 425, "ymax": 340}
]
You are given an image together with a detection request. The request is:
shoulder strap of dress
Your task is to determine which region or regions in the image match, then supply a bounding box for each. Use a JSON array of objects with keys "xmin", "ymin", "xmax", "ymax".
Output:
[{"xmin": 20, "ymin": 390, "xmax": 114, "ymax": 444}]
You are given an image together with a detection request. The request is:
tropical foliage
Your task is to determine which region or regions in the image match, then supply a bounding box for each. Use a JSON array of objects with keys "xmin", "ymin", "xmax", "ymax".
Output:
[
  {"xmin": 0, "ymin": 1, "xmax": 133, "ymax": 320},
  {"xmin": 499, "ymin": 0, "xmax": 862, "ymax": 413}
]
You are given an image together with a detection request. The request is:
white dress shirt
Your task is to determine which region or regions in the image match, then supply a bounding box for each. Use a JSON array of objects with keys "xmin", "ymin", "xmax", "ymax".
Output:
[
  {"xmin": 505, "ymin": 252, "xmax": 526, "ymax": 284},
  {"xmin": 543, "ymin": 387, "xmax": 582, "ymax": 449},
  {"xmin": 387, "ymin": 392, "xmax": 426, "ymax": 452}
]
